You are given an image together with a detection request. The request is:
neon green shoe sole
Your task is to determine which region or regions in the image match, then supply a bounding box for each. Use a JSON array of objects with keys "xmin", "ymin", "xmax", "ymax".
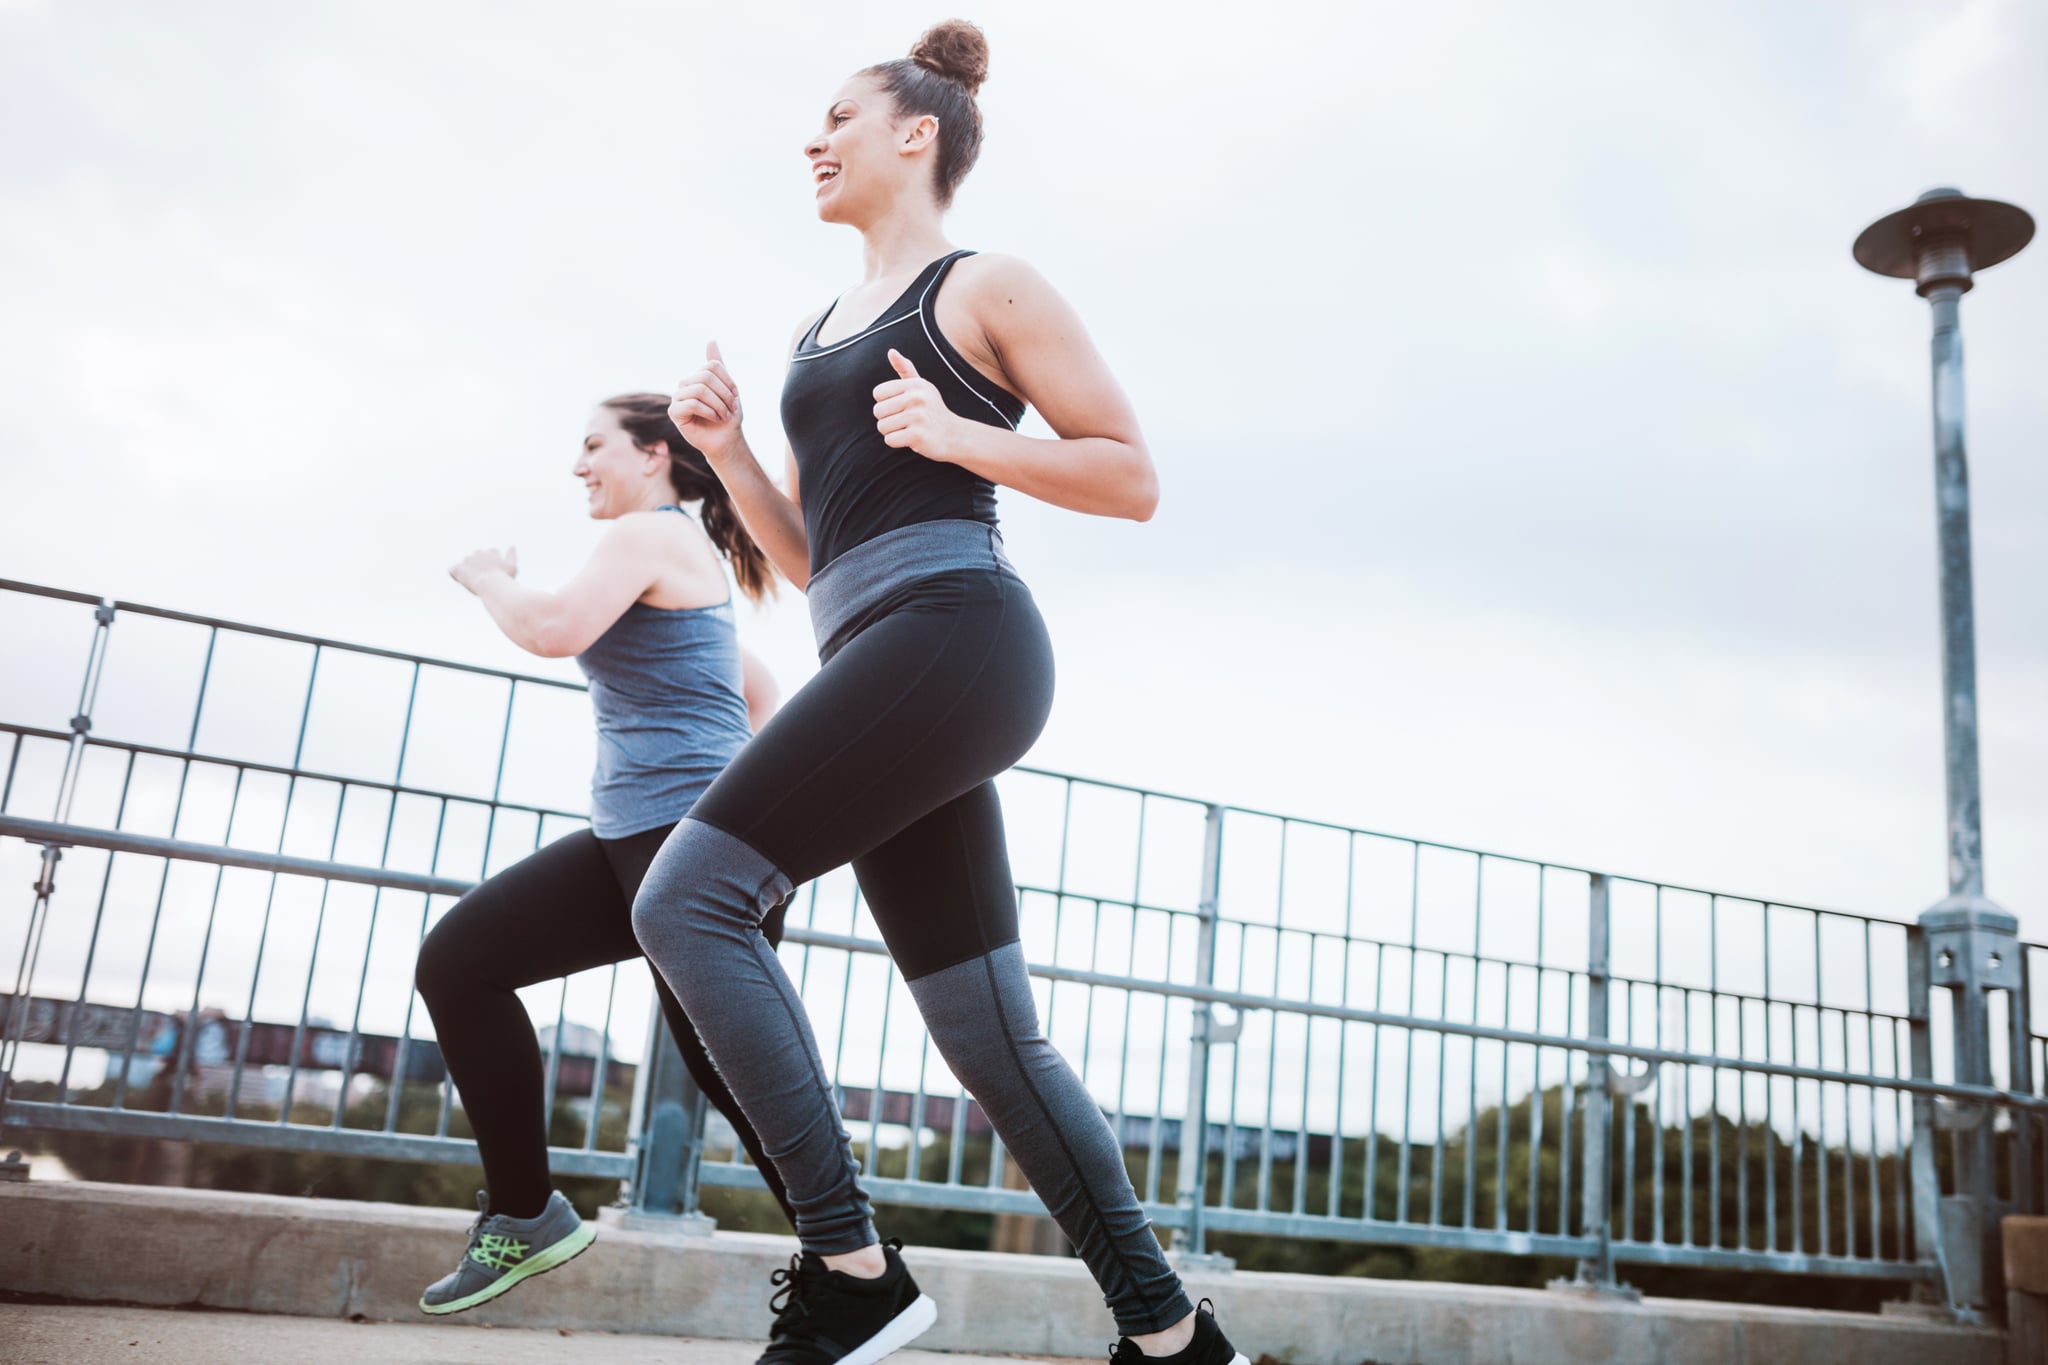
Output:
[{"xmin": 418, "ymin": 1220, "xmax": 597, "ymax": 1315}]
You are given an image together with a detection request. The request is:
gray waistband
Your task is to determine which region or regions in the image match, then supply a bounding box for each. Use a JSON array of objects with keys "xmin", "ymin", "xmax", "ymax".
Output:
[{"xmin": 806, "ymin": 519, "xmax": 1014, "ymax": 651}]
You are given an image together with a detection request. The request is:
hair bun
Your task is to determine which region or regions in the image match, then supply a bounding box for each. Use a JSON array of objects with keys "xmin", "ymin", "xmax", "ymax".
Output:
[{"xmin": 910, "ymin": 19, "xmax": 989, "ymax": 94}]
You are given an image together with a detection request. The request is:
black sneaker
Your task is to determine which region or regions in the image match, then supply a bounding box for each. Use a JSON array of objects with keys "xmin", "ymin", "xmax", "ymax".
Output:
[
  {"xmin": 1109, "ymin": 1300, "xmax": 1250, "ymax": 1365},
  {"xmin": 758, "ymin": 1239, "xmax": 938, "ymax": 1365}
]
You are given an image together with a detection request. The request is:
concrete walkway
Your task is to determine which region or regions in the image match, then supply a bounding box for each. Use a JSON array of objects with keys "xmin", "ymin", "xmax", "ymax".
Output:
[
  {"xmin": 3, "ymin": 1181, "xmax": 2008, "ymax": 1365},
  {"xmin": 0, "ymin": 1304, "xmax": 1094, "ymax": 1365}
]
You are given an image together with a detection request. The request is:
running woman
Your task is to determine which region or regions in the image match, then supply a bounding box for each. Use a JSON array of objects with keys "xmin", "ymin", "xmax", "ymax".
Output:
[
  {"xmin": 639, "ymin": 21, "xmax": 1248, "ymax": 1365},
  {"xmin": 415, "ymin": 394, "xmax": 793, "ymax": 1315}
]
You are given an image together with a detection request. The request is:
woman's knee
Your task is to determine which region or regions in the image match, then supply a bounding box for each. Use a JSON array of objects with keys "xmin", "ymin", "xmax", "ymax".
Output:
[
  {"xmin": 631, "ymin": 820, "xmax": 790, "ymax": 966},
  {"xmin": 413, "ymin": 911, "xmax": 470, "ymax": 1005}
]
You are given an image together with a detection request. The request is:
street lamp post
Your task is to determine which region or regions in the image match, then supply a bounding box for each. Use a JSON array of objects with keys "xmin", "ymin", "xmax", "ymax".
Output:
[{"xmin": 1854, "ymin": 187, "xmax": 2034, "ymax": 1314}]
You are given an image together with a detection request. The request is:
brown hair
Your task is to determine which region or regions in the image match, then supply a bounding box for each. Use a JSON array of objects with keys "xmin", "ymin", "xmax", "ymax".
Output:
[
  {"xmin": 601, "ymin": 393, "xmax": 776, "ymax": 602},
  {"xmin": 862, "ymin": 20, "xmax": 990, "ymax": 208}
]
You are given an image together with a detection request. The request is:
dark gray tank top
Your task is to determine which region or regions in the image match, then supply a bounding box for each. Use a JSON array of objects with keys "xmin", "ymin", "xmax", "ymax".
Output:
[{"xmin": 572, "ymin": 508, "xmax": 752, "ymax": 838}]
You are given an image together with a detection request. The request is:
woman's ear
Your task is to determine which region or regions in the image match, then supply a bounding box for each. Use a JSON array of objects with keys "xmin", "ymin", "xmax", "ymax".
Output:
[
  {"xmin": 644, "ymin": 440, "xmax": 670, "ymax": 471},
  {"xmin": 899, "ymin": 113, "xmax": 939, "ymax": 155}
]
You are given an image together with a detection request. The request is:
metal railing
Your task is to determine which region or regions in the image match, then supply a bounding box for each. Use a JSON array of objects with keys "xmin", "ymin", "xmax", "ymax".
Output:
[{"xmin": 2, "ymin": 578, "xmax": 2041, "ymax": 1310}]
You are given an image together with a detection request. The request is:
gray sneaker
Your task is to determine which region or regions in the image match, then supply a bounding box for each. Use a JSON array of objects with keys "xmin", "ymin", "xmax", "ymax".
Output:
[{"xmin": 419, "ymin": 1190, "xmax": 596, "ymax": 1315}]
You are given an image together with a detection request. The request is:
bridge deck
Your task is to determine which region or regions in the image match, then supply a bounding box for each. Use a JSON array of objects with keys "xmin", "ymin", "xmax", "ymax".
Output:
[{"xmin": 0, "ymin": 1304, "xmax": 1089, "ymax": 1365}]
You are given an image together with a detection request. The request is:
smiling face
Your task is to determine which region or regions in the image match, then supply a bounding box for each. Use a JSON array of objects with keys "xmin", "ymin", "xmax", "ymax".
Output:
[
  {"xmin": 573, "ymin": 406, "xmax": 669, "ymax": 520},
  {"xmin": 804, "ymin": 74, "xmax": 937, "ymax": 225}
]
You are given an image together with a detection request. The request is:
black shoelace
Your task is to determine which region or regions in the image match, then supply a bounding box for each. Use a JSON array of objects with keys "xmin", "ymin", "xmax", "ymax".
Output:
[{"xmin": 767, "ymin": 1252, "xmax": 822, "ymax": 1337}]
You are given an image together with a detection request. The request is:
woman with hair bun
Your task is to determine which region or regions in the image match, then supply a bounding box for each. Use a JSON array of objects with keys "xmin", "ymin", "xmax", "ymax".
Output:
[
  {"xmin": 639, "ymin": 20, "xmax": 1248, "ymax": 1365},
  {"xmin": 414, "ymin": 395, "xmax": 794, "ymax": 1317}
]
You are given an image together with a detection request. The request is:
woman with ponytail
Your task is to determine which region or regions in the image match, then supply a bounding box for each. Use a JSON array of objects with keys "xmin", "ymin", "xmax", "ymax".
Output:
[
  {"xmin": 411, "ymin": 394, "xmax": 791, "ymax": 1316},
  {"xmin": 639, "ymin": 20, "xmax": 1249, "ymax": 1365}
]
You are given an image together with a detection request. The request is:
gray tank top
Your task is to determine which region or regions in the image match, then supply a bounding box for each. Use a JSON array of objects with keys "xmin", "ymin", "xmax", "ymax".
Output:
[{"xmin": 572, "ymin": 508, "xmax": 753, "ymax": 838}]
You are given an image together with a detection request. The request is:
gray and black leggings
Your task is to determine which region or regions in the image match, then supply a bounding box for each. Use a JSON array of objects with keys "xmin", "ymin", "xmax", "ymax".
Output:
[{"xmin": 631, "ymin": 521, "xmax": 1194, "ymax": 1335}]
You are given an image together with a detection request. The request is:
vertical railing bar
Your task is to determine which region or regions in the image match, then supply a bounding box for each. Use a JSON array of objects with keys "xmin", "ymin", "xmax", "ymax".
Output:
[
  {"xmin": 1621, "ymin": 977, "xmax": 1637, "ymax": 1242},
  {"xmin": 277, "ymin": 786, "xmax": 348, "ymax": 1123},
  {"xmin": 985, "ymin": 1127, "xmax": 1010, "ymax": 1192},
  {"xmin": 1495, "ymin": 962, "xmax": 1512, "ymax": 1232},
  {"xmin": 1791, "ymin": 1000, "xmax": 1805, "ymax": 1254},
  {"xmin": 328, "ymin": 663, "xmax": 424, "ymax": 1126},
  {"xmin": 1815, "ymin": 912, "xmax": 1829, "ymax": 1259},
  {"xmin": 1681, "ymin": 984, "xmax": 1695, "ymax": 1246},
  {"xmin": 3, "ymin": 855, "xmax": 57, "ymax": 1081},
  {"xmin": 1056, "ymin": 776, "xmax": 1074, "ymax": 894},
  {"xmin": 167, "ymin": 850, "xmax": 235, "ymax": 1117},
  {"xmin": 1762, "ymin": 902, "xmax": 1776, "ymax": 1252},
  {"xmin": 1708, "ymin": 896, "xmax": 1722, "ymax": 1250},
  {"xmin": 540, "ymin": 975, "xmax": 571, "ymax": 1141},
  {"xmin": 1330, "ymin": 833, "xmax": 1357, "ymax": 1220},
  {"xmin": 1463, "ymin": 856, "xmax": 1483, "ymax": 1231},
  {"xmin": 384, "ymin": 797, "xmax": 451, "ymax": 1135},
  {"xmin": 227, "ymin": 876, "xmax": 280, "ymax": 1120},
  {"xmin": 58, "ymin": 748, "xmax": 139, "ymax": 1091},
  {"xmin": 1144, "ymin": 988, "xmax": 1169, "ymax": 1205},
  {"xmin": 1077, "ymin": 901, "xmax": 1103, "ymax": 1171},
  {"xmin": 1652, "ymin": 886, "xmax": 1666, "ymax": 1245},
  {"xmin": 229, "ymin": 640, "xmax": 323, "ymax": 1120},
  {"xmin": 864, "ymin": 969, "xmax": 894, "ymax": 1181},
  {"xmin": 1893, "ymin": 1016, "xmax": 1909, "ymax": 1259},
  {"xmin": 1558, "ymin": 970, "xmax": 1576, "ymax": 1236},
  {"xmin": 832, "ymin": 934, "xmax": 858, "ymax": 1155},
  {"xmin": 118, "ymin": 606, "xmax": 219, "ymax": 1104},
  {"xmin": 475, "ymin": 678, "xmax": 518, "ymax": 879},
  {"xmin": 1865, "ymin": 922, "xmax": 1883, "ymax": 1259},
  {"xmin": 906, "ymin": 1007, "xmax": 932, "ymax": 1183},
  {"xmin": 1839, "ymin": 1008, "xmax": 1855, "ymax": 1257},
  {"xmin": 1287, "ymin": 843, "xmax": 1313, "ymax": 1218},
  {"xmin": 1, "ymin": 729, "xmax": 25, "ymax": 810},
  {"xmin": 1396, "ymin": 843, "xmax": 1419, "ymax": 1225},
  {"xmin": 583, "ymin": 963, "xmax": 619, "ymax": 1152},
  {"xmin": 1577, "ymin": 873, "xmax": 1614, "ymax": 1284},
  {"xmin": 119, "ymin": 623, "xmax": 223, "ymax": 1112},
  {"xmin": 1105, "ymin": 950, "xmax": 1137, "ymax": 1200},
  {"xmin": 1172, "ymin": 802, "xmax": 1225, "ymax": 1255},
  {"xmin": 1255, "ymin": 937, "xmax": 1279, "ymax": 1215},
  {"xmin": 1250, "ymin": 823, "xmax": 1286, "ymax": 1217},
  {"xmin": 946, "ymin": 1064, "xmax": 970, "ymax": 1188},
  {"xmin": 1526, "ymin": 868, "xmax": 1549, "ymax": 1236},
  {"xmin": 184, "ymin": 627, "xmax": 220, "ymax": 752},
  {"xmin": 108, "ymin": 844, "xmax": 186, "ymax": 1111},
  {"xmin": 1429, "ymin": 951, "xmax": 1449, "ymax": 1226},
  {"xmin": 1365, "ymin": 940, "xmax": 1386, "ymax": 1221},
  {"xmin": 1219, "ymin": 922, "xmax": 1246, "ymax": 1213},
  {"xmin": 1736, "ymin": 989, "xmax": 1750, "ymax": 1250},
  {"xmin": 1125, "ymin": 796, "xmax": 1156, "ymax": 1203}
]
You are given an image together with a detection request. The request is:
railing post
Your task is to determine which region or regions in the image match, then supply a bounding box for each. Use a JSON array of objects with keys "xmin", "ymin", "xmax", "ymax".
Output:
[
  {"xmin": 2011, "ymin": 951, "xmax": 2037, "ymax": 1219},
  {"xmin": 1920, "ymin": 905, "xmax": 2021, "ymax": 1314},
  {"xmin": 2, "ymin": 598, "xmax": 115, "ymax": 1093},
  {"xmin": 1566, "ymin": 872, "xmax": 1630, "ymax": 1294},
  {"xmin": 616, "ymin": 994, "xmax": 714, "ymax": 1233},
  {"xmin": 1173, "ymin": 803, "xmax": 1232, "ymax": 1268},
  {"xmin": 1905, "ymin": 923, "xmax": 1947, "ymax": 1300}
]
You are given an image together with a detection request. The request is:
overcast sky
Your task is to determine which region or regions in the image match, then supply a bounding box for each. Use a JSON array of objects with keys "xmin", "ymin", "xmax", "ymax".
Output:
[{"xmin": 4, "ymin": 0, "xmax": 2045, "ymax": 946}]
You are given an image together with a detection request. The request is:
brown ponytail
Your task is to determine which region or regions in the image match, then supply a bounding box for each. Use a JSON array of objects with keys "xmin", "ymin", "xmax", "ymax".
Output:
[{"xmin": 601, "ymin": 393, "xmax": 777, "ymax": 602}]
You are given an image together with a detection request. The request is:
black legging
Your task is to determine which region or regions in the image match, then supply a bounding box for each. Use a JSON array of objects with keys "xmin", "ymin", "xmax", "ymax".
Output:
[
  {"xmin": 414, "ymin": 822, "xmax": 792, "ymax": 1223},
  {"xmin": 632, "ymin": 564, "xmax": 1196, "ymax": 1335}
]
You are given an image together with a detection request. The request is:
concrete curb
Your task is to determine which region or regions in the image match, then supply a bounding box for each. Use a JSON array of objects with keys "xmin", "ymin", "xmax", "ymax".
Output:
[{"xmin": 0, "ymin": 1181, "xmax": 2005, "ymax": 1365}]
